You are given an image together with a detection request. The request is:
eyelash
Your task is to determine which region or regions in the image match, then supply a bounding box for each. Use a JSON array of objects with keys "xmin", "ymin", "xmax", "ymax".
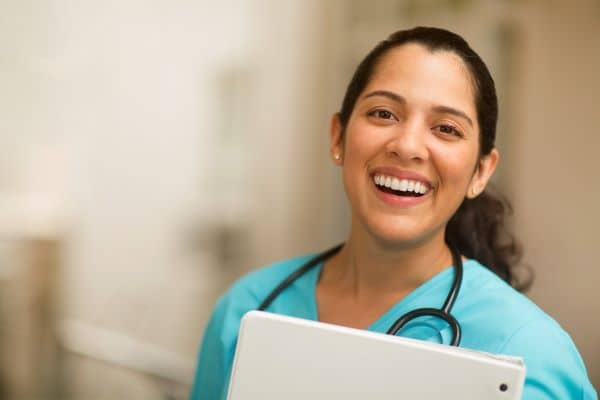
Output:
[
  {"xmin": 367, "ymin": 109, "xmax": 464, "ymax": 138},
  {"xmin": 434, "ymin": 124, "xmax": 463, "ymax": 138},
  {"xmin": 367, "ymin": 109, "xmax": 397, "ymax": 121}
]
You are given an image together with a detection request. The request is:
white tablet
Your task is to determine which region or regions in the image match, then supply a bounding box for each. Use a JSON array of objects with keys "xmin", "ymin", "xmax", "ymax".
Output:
[{"xmin": 227, "ymin": 311, "xmax": 525, "ymax": 400}]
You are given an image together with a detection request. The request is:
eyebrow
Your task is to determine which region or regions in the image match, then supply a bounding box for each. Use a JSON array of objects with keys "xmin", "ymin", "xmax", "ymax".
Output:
[
  {"xmin": 431, "ymin": 105, "xmax": 474, "ymax": 127},
  {"xmin": 362, "ymin": 90, "xmax": 474, "ymax": 127},
  {"xmin": 363, "ymin": 90, "xmax": 406, "ymax": 104}
]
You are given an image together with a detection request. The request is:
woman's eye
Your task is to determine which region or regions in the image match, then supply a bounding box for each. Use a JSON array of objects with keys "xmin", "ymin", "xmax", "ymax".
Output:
[
  {"xmin": 369, "ymin": 109, "xmax": 396, "ymax": 121},
  {"xmin": 435, "ymin": 124, "xmax": 463, "ymax": 137}
]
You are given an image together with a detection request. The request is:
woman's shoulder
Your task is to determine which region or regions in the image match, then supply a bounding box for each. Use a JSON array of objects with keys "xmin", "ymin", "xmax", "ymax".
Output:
[
  {"xmin": 460, "ymin": 259, "xmax": 579, "ymax": 346},
  {"xmin": 461, "ymin": 259, "xmax": 552, "ymax": 327},
  {"xmin": 461, "ymin": 260, "xmax": 597, "ymax": 399},
  {"xmin": 210, "ymin": 252, "xmax": 316, "ymax": 325},
  {"xmin": 223, "ymin": 253, "xmax": 316, "ymax": 304}
]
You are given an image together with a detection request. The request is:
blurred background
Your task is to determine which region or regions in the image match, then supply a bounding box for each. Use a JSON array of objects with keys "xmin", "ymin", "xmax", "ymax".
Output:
[{"xmin": 0, "ymin": 0, "xmax": 598, "ymax": 398}]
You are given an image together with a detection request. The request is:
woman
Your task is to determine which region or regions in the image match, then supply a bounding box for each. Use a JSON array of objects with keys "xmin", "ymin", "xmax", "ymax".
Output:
[{"xmin": 191, "ymin": 27, "xmax": 597, "ymax": 399}]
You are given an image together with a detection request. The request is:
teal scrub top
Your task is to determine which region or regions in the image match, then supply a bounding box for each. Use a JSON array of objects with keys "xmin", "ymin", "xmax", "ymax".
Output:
[{"xmin": 191, "ymin": 253, "xmax": 598, "ymax": 400}]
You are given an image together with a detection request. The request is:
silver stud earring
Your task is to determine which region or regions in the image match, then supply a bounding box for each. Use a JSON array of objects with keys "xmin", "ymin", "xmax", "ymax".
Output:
[{"xmin": 334, "ymin": 153, "xmax": 341, "ymax": 161}]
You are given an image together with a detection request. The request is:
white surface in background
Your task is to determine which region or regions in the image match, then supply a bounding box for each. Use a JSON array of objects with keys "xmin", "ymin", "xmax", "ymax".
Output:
[
  {"xmin": 0, "ymin": 193, "xmax": 68, "ymax": 240},
  {"xmin": 59, "ymin": 318, "xmax": 195, "ymax": 385}
]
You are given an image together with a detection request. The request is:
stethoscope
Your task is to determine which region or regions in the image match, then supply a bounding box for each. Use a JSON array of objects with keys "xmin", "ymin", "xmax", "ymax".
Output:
[{"xmin": 258, "ymin": 243, "xmax": 464, "ymax": 346}]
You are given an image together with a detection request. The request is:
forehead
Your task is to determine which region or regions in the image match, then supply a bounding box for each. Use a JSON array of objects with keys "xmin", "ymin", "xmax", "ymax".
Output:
[{"xmin": 362, "ymin": 43, "xmax": 477, "ymax": 119}]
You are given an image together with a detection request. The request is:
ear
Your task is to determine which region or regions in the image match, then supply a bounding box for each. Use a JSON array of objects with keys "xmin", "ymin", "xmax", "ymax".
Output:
[
  {"xmin": 467, "ymin": 148, "xmax": 499, "ymax": 199},
  {"xmin": 329, "ymin": 113, "xmax": 344, "ymax": 165}
]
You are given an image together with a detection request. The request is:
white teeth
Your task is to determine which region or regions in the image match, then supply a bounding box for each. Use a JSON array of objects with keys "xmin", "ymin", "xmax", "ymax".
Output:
[
  {"xmin": 373, "ymin": 174, "xmax": 429, "ymax": 194},
  {"xmin": 399, "ymin": 179, "xmax": 408, "ymax": 191}
]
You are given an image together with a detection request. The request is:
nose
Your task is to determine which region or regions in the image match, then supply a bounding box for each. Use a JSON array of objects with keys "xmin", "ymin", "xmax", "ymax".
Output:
[{"xmin": 385, "ymin": 117, "xmax": 429, "ymax": 162}]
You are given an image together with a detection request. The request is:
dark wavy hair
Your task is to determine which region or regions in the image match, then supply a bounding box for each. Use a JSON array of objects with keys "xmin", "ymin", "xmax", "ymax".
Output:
[{"xmin": 338, "ymin": 27, "xmax": 529, "ymax": 290}]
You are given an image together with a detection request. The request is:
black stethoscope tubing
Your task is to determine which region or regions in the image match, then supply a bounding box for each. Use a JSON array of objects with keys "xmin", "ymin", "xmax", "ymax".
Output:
[{"xmin": 258, "ymin": 243, "xmax": 464, "ymax": 346}]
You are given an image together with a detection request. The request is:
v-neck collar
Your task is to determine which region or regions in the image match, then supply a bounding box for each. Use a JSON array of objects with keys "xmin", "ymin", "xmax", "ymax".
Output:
[{"xmin": 305, "ymin": 260, "xmax": 470, "ymax": 333}]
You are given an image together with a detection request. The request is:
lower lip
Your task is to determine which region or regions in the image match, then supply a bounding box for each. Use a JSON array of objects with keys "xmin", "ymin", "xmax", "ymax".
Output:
[{"xmin": 371, "ymin": 179, "xmax": 431, "ymax": 207}]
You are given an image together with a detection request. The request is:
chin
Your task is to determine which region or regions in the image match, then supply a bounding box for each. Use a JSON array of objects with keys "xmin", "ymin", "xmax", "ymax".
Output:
[{"xmin": 362, "ymin": 216, "xmax": 437, "ymax": 249}]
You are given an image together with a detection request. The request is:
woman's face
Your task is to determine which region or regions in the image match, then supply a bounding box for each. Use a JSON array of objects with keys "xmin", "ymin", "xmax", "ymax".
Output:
[{"xmin": 330, "ymin": 43, "xmax": 498, "ymax": 247}]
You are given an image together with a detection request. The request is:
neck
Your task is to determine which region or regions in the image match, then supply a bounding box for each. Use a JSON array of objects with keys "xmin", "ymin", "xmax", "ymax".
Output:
[{"xmin": 325, "ymin": 226, "xmax": 453, "ymax": 299}]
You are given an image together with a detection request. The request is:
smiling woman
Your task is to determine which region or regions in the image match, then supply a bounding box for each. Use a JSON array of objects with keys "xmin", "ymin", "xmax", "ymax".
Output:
[
  {"xmin": 191, "ymin": 27, "xmax": 597, "ymax": 399},
  {"xmin": 331, "ymin": 43, "xmax": 496, "ymax": 255}
]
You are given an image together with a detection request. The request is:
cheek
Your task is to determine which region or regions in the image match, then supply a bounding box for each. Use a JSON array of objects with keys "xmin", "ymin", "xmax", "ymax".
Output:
[
  {"xmin": 341, "ymin": 135, "xmax": 369, "ymax": 187},
  {"xmin": 343, "ymin": 120, "xmax": 384, "ymax": 164},
  {"xmin": 341, "ymin": 125, "xmax": 380, "ymax": 201},
  {"xmin": 430, "ymin": 144, "xmax": 479, "ymax": 190}
]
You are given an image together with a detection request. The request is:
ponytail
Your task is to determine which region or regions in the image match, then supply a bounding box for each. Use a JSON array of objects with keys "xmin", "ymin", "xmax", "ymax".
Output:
[{"xmin": 446, "ymin": 188, "xmax": 531, "ymax": 291}]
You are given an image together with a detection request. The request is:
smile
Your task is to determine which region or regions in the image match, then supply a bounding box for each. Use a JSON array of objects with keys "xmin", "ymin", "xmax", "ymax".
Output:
[{"xmin": 373, "ymin": 174, "xmax": 430, "ymax": 197}]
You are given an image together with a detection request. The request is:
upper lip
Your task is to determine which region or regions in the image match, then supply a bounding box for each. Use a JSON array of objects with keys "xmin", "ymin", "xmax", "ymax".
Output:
[{"xmin": 370, "ymin": 167, "xmax": 434, "ymax": 189}]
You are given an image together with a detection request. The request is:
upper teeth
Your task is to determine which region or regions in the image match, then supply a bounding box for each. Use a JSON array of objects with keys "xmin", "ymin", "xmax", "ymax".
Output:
[{"xmin": 373, "ymin": 175, "xmax": 429, "ymax": 194}]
